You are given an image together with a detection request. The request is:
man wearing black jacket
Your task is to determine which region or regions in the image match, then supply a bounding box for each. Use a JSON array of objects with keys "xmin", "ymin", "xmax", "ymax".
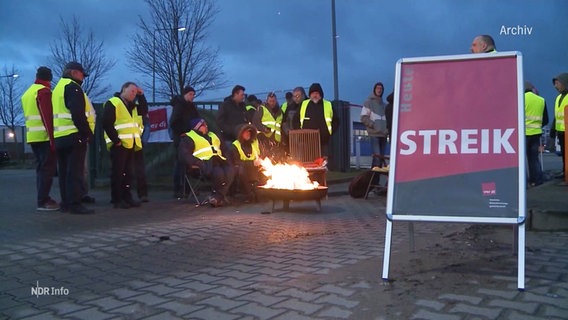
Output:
[
  {"xmin": 52, "ymin": 62, "xmax": 95, "ymax": 214},
  {"xmin": 216, "ymin": 85, "xmax": 249, "ymax": 144},
  {"xmin": 169, "ymin": 86, "xmax": 200, "ymax": 197}
]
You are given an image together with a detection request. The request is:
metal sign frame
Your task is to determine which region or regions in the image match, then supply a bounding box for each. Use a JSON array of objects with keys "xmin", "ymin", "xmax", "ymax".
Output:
[{"xmin": 381, "ymin": 51, "xmax": 526, "ymax": 289}]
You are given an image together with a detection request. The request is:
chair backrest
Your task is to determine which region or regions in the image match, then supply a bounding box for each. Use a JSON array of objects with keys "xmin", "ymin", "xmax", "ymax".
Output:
[{"xmin": 288, "ymin": 129, "xmax": 321, "ymax": 163}]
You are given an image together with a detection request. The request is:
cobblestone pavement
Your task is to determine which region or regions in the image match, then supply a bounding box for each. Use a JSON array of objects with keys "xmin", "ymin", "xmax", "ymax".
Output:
[{"xmin": 1, "ymin": 169, "xmax": 567, "ymax": 319}]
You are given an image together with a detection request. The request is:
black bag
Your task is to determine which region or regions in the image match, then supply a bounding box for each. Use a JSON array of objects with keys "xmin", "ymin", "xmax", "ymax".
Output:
[{"xmin": 349, "ymin": 171, "xmax": 377, "ymax": 198}]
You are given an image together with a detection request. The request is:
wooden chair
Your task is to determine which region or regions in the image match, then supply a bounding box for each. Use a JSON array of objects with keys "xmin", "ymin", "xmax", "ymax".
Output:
[
  {"xmin": 364, "ymin": 154, "xmax": 390, "ymax": 199},
  {"xmin": 288, "ymin": 129, "xmax": 327, "ymax": 186}
]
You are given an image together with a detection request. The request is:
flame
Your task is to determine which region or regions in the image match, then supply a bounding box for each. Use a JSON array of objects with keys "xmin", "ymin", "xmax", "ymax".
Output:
[{"xmin": 259, "ymin": 158, "xmax": 319, "ymax": 190}]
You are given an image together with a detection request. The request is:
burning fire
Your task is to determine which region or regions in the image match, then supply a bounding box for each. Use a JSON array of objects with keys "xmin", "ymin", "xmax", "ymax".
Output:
[{"xmin": 259, "ymin": 158, "xmax": 319, "ymax": 190}]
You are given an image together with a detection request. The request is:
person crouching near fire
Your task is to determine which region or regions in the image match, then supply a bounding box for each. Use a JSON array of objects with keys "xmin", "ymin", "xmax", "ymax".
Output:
[
  {"xmin": 229, "ymin": 124, "xmax": 266, "ymax": 203},
  {"xmin": 178, "ymin": 118, "xmax": 235, "ymax": 207}
]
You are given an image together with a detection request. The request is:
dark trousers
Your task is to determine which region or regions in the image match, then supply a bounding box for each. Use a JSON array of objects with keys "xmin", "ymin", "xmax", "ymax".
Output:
[
  {"xmin": 235, "ymin": 162, "xmax": 262, "ymax": 196},
  {"xmin": 205, "ymin": 163, "xmax": 235, "ymax": 198},
  {"xmin": 56, "ymin": 135, "xmax": 87, "ymax": 208},
  {"xmin": 110, "ymin": 145, "xmax": 135, "ymax": 203},
  {"xmin": 559, "ymin": 132, "xmax": 566, "ymax": 172},
  {"xmin": 31, "ymin": 142, "xmax": 57, "ymax": 206},
  {"xmin": 526, "ymin": 134, "xmax": 543, "ymax": 185},
  {"xmin": 133, "ymin": 149, "xmax": 148, "ymax": 198}
]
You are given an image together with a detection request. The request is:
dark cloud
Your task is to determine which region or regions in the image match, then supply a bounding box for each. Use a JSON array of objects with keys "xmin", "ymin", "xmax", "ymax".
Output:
[{"xmin": 0, "ymin": 0, "xmax": 566, "ymax": 110}]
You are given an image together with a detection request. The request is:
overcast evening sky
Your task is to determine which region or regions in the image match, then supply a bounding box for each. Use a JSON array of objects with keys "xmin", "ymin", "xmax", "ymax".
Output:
[{"xmin": 1, "ymin": 0, "xmax": 567, "ymax": 119}]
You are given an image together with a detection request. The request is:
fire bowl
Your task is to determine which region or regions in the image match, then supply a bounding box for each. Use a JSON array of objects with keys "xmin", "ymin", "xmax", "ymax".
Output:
[{"xmin": 256, "ymin": 186, "xmax": 328, "ymax": 212}]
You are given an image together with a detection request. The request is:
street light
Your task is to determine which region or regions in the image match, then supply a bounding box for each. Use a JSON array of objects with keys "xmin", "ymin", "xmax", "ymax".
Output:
[
  {"xmin": 331, "ymin": 0, "xmax": 339, "ymax": 101},
  {"xmin": 0, "ymin": 74, "xmax": 19, "ymax": 78},
  {"xmin": 152, "ymin": 26, "xmax": 186, "ymax": 103}
]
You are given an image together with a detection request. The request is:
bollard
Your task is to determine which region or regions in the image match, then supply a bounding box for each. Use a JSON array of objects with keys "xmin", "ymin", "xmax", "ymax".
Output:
[{"xmin": 355, "ymin": 136, "xmax": 361, "ymax": 169}]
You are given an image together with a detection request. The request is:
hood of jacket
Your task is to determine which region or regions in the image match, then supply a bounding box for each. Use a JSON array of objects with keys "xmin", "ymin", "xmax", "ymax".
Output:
[{"xmin": 237, "ymin": 123, "xmax": 257, "ymax": 144}]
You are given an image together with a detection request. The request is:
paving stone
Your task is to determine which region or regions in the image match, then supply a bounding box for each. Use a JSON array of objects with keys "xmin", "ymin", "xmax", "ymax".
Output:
[
  {"xmin": 449, "ymin": 303, "xmax": 503, "ymax": 319},
  {"xmin": 164, "ymin": 290, "xmax": 197, "ymax": 299},
  {"xmin": 272, "ymin": 310, "xmax": 315, "ymax": 320},
  {"xmin": 236, "ymin": 291, "xmax": 287, "ymax": 307},
  {"xmin": 522, "ymin": 292, "xmax": 568, "ymax": 308},
  {"xmin": 48, "ymin": 301, "xmax": 89, "ymax": 315},
  {"xmin": 141, "ymin": 311, "xmax": 183, "ymax": 320},
  {"xmin": 108, "ymin": 288, "xmax": 144, "ymax": 300},
  {"xmin": 439, "ymin": 293, "xmax": 483, "ymax": 305},
  {"xmin": 315, "ymin": 294, "xmax": 359, "ymax": 309},
  {"xmin": 153, "ymin": 277, "xmax": 192, "ymax": 287},
  {"xmin": 212, "ymin": 277, "xmax": 253, "ymax": 289},
  {"xmin": 315, "ymin": 284, "xmax": 355, "ymax": 297},
  {"xmin": 141, "ymin": 284, "xmax": 183, "ymax": 296},
  {"xmin": 219, "ymin": 270, "xmax": 256, "ymax": 280},
  {"xmin": 19, "ymin": 312, "xmax": 60, "ymax": 320},
  {"xmin": 86, "ymin": 296, "xmax": 131, "ymax": 311},
  {"xmin": 107, "ymin": 303, "xmax": 160, "ymax": 318},
  {"xmin": 477, "ymin": 288, "xmax": 519, "ymax": 299},
  {"xmin": 126, "ymin": 292, "xmax": 171, "ymax": 307},
  {"xmin": 156, "ymin": 301, "xmax": 204, "ymax": 316},
  {"xmin": 276, "ymin": 288, "xmax": 324, "ymax": 302},
  {"xmin": 66, "ymin": 307, "xmax": 114, "ymax": 320},
  {"xmin": 316, "ymin": 306, "xmax": 353, "ymax": 319},
  {"xmin": 0, "ymin": 304, "xmax": 44, "ymax": 319},
  {"xmin": 196, "ymin": 295, "xmax": 247, "ymax": 311},
  {"xmin": 543, "ymin": 305, "xmax": 568, "ymax": 318},
  {"xmin": 230, "ymin": 302, "xmax": 285, "ymax": 320},
  {"xmin": 273, "ymin": 298, "xmax": 323, "ymax": 315},
  {"xmin": 206, "ymin": 286, "xmax": 251, "ymax": 299},
  {"xmin": 188, "ymin": 273, "xmax": 224, "ymax": 284},
  {"xmin": 350, "ymin": 281, "xmax": 372, "ymax": 289},
  {"xmin": 505, "ymin": 311, "xmax": 551, "ymax": 320},
  {"xmin": 488, "ymin": 299, "xmax": 538, "ymax": 314},
  {"xmin": 411, "ymin": 309, "xmax": 461, "ymax": 320},
  {"xmin": 415, "ymin": 299, "xmax": 445, "ymax": 311},
  {"xmin": 185, "ymin": 307, "xmax": 240, "ymax": 320}
]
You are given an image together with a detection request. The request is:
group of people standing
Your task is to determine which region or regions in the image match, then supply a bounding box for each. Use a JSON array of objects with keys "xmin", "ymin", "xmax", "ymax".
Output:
[
  {"xmin": 22, "ymin": 62, "xmax": 149, "ymax": 214},
  {"xmin": 170, "ymin": 83, "xmax": 339, "ymax": 207}
]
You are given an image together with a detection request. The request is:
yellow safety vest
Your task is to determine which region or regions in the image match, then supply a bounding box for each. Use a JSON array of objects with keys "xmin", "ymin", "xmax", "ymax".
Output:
[
  {"xmin": 524, "ymin": 92, "xmax": 545, "ymax": 135},
  {"xmin": 299, "ymin": 99, "xmax": 333, "ymax": 134},
  {"xmin": 260, "ymin": 105, "xmax": 283, "ymax": 142},
  {"xmin": 245, "ymin": 104, "xmax": 256, "ymax": 112},
  {"xmin": 186, "ymin": 130, "xmax": 226, "ymax": 160},
  {"xmin": 52, "ymin": 78, "xmax": 95, "ymax": 138},
  {"xmin": 103, "ymin": 97, "xmax": 142, "ymax": 151},
  {"xmin": 554, "ymin": 94, "xmax": 567, "ymax": 132},
  {"xmin": 281, "ymin": 102, "xmax": 288, "ymax": 113},
  {"xmin": 21, "ymin": 83, "xmax": 49, "ymax": 143},
  {"xmin": 232, "ymin": 139, "xmax": 260, "ymax": 161}
]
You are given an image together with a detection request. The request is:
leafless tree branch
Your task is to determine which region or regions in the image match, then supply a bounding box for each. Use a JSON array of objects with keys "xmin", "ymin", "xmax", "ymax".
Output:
[{"xmin": 0, "ymin": 65, "xmax": 24, "ymax": 141}]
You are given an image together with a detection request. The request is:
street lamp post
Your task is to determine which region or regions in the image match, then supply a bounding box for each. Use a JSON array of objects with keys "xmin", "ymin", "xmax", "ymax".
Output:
[
  {"xmin": 331, "ymin": 0, "xmax": 339, "ymax": 101},
  {"xmin": 152, "ymin": 27, "xmax": 186, "ymax": 103}
]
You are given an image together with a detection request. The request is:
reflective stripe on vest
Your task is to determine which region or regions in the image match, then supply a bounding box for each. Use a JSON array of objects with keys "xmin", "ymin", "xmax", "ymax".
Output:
[
  {"xmin": 186, "ymin": 130, "xmax": 226, "ymax": 160},
  {"xmin": 554, "ymin": 94, "xmax": 567, "ymax": 132},
  {"xmin": 52, "ymin": 78, "xmax": 94, "ymax": 138},
  {"xmin": 524, "ymin": 92, "xmax": 545, "ymax": 135},
  {"xmin": 21, "ymin": 83, "xmax": 49, "ymax": 142},
  {"xmin": 232, "ymin": 139, "xmax": 260, "ymax": 161},
  {"xmin": 299, "ymin": 99, "xmax": 333, "ymax": 134},
  {"xmin": 245, "ymin": 104, "xmax": 256, "ymax": 111},
  {"xmin": 260, "ymin": 105, "xmax": 283, "ymax": 142},
  {"xmin": 103, "ymin": 97, "xmax": 142, "ymax": 151}
]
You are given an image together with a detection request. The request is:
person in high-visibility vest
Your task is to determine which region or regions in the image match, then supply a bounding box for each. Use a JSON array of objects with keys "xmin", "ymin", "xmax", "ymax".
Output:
[
  {"xmin": 229, "ymin": 123, "xmax": 263, "ymax": 203},
  {"xmin": 281, "ymin": 91, "xmax": 292, "ymax": 114},
  {"xmin": 551, "ymin": 73, "xmax": 568, "ymax": 178},
  {"xmin": 52, "ymin": 61, "xmax": 95, "ymax": 215},
  {"xmin": 21, "ymin": 66, "xmax": 59, "ymax": 211},
  {"xmin": 470, "ymin": 34, "xmax": 497, "ymax": 53},
  {"xmin": 524, "ymin": 81, "xmax": 549, "ymax": 186},
  {"xmin": 244, "ymin": 94, "xmax": 259, "ymax": 124},
  {"xmin": 293, "ymin": 83, "xmax": 339, "ymax": 157},
  {"xmin": 178, "ymin": 118, "xmax": 235, "ymax": 207},
  {"xmin": 253, "ymin": 92, "xmax": 284, "ymax": 160},
  {"xmin": 102, "ymin": 82, "xmax": 144, "ymax": 209}
]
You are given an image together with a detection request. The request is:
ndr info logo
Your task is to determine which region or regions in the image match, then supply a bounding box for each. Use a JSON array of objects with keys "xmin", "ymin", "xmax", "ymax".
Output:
[{"xmin": 31, "ymin": 281, "xmax": 69, "ymax": 298}]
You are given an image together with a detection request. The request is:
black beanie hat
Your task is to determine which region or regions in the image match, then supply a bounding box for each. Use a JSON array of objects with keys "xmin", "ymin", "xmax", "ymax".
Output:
[
  {"xmin": 36, "ymin": 66, "xmax": 53, "ymax": 81},
  {"xmin": 182, "ymin": 86, "xmax": 195, "ymax": 95},
  {"xmin": 308, "ymin": 83, "xmax": 324, "ymax": 98}
]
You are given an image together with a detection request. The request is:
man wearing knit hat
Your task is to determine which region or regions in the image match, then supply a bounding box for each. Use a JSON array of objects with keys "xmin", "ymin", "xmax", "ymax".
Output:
[
  {"xmin": 178, "ymin": 118, "xmax": 235, "ymax": 207},
  {"xmin": 21, "ymin": 66, "xmax": 59, "ymax": 211},
  {"xmin": 293, "ymin": 83, "xmax": 338, "ymax": 156},
  {"xmin": 551, "ymin": 73, "xmax": 568, "ymax": 178}
]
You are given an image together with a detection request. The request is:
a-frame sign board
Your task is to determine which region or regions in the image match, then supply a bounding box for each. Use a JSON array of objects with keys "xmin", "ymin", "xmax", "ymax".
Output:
[{"xmin": 382, "ymin": 52, "xmax": 526, "ymax": 290}]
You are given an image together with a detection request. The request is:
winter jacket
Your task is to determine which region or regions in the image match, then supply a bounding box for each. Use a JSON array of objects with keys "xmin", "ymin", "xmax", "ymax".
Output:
[
  {"xmin": 169, "ymin": 95, "xmax": 200, "ymax": 146},
  {"xmin": 216, "ymin": 98, "xmax": 249, "ymax": 142},
  {"xmin": 361, "ymin": 92, "xmax": 387, "ymax": 137}
]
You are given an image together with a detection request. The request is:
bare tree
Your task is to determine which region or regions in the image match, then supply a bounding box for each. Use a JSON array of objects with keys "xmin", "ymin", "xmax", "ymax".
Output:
[
  {"xmin": 127, "ymin": 0, "xmax": 226, "ymax": 102},
  {"xmin": 50, "ymin": 15, "xmax": 116, "ymax": 101},
  {"xmin": 0, "ymin": 65, "xmax": 24, "ymax": 143}
]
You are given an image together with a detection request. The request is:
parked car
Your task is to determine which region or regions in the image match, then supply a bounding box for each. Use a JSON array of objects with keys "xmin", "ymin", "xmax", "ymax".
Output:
[{"xmin": 0, "ymin": 150, "xmax": 10, "ymax": 165}]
